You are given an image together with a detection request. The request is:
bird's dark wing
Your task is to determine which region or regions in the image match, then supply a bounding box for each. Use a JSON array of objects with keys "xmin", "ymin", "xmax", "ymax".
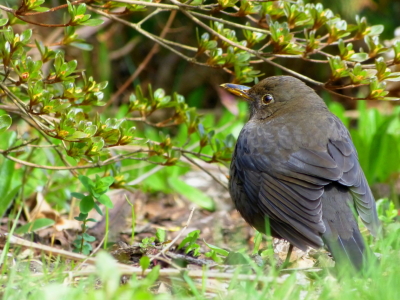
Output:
[
  {"xmin": 283, "ymin": 137, "xmax": 379, "ymax": 232},
  {"xmin": 232, "ymin": 118, "xmax": 379, "ymax": 250},
  {"xmin": 327, "ymin": 138, "xmax": 379, "ymax": 232},
  {"xmin": 230, "ymin": 155, "xmax": 325, "ymax": 249}
]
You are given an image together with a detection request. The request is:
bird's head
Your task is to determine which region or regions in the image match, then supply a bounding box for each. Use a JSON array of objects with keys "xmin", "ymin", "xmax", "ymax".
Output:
[{"xmin": 221, "ymin": 76, "xmax": 322, "ymax": 119}]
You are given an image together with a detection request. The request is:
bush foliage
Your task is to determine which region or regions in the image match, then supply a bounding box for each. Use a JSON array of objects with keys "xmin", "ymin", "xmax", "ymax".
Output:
[{"xmin": 0, "ymin": 0, "xmax": 399, "ymax": 240}]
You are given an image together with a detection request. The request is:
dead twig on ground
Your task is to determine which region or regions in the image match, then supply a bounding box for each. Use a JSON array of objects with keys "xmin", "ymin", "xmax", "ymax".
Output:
[{"xmin": 150, "ymin": 207, "xmax": 195, "ymax": 263}]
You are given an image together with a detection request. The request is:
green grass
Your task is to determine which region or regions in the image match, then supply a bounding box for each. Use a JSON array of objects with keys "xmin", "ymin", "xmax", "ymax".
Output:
[{"xmin": 1, "ymin": 225, "xmax": 400, "ymax": 300}]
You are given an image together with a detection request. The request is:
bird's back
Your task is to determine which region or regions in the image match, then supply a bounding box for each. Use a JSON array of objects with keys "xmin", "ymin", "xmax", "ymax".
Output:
[
  {"xmin": 230, "ymin": 101, "xmax": 379, "ymax": 269},
  {"xmin": 225, "ymin": 75, "xmax": 379, "ymax": 269}
]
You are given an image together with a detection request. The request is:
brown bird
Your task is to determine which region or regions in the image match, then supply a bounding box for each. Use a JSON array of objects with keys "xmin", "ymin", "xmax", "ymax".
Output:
[{"xmin": 221, "ymin": 76, "xmax": 380, "ymax": 269}]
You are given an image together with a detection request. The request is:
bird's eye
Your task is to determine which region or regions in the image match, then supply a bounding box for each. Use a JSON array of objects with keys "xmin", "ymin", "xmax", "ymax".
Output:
[{"xmin": 262, "ymin": 94, "xmax": 274, "ymax": 105}]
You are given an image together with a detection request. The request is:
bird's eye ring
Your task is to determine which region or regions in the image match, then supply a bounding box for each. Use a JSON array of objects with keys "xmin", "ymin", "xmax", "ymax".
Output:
[{"xmin": 262, "ymin": 94, "xmax": 274, "ymax": 105}]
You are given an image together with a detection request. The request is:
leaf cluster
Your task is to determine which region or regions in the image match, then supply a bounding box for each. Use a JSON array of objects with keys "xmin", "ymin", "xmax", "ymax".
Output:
[
  {"xmin": 0, "ymin": 0, "xmax": 400, "ymax": 243},
  {"xmin": 71, "ymin": 175, "xmax": 114, "ymax": 254}
]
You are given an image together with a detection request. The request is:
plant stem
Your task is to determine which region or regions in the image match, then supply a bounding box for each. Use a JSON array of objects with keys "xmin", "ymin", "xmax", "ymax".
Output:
[{"xmin": 104, "ymin": 208, "xmax": 109, "ymax": 250}]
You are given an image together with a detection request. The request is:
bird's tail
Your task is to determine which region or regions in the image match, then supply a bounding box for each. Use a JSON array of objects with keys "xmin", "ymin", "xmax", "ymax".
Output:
[{"xmin": 321, "ymin": 184, "xmax": 371, "ymax": 270}]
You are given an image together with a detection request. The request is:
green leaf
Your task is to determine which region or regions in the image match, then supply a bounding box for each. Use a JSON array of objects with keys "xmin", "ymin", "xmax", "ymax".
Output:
[
  {"xmin": 71, "ymin": 192, "xmax": 85, "ymax": 200},
  {"xmin": 79, "ymin": 175, "xmax": 94, "ymax": 191},
  {"xmin": 15, "ymin": 218, "xmax": 55, "ymax": 234},
  {"xmin": 81, "ymin": 19, "xmax": 104, "ymax": 26},
  {"xmin": 97, "ymin": 194, "xmax": 113, "ymax": 209},
  {"xmin": 140, "ymin": 256, "xmax": 150, "ymax": 272},
  {"xmin": 100, "ymin": 176, "xmax": 114, "ymax": 187},
  {"xmin": 32, "ymin": 6, "xmax": 49, "ymax": 12},
  {"xmin": 81, "ymin": 243, "xmax": 92, "ymax": 255},
  {"xmin": 84, "ymin": 125, "xmax": 97, "ymax": 137},
  {"xmin": 70, "ymin": 42, "xmax": 94, "ymax": 51},
  {"xmin": 156, "ymin": 228, "xmax": 166, "ymax": 243},
  {"xmin": 379, "ymin": 96, "xmax": 400, "ymax": 101},
  {"xmin": 83, "ymin": 232, "xmax": 96, "ymax": 242},
  {"xmin": 74, "ymin": 213, "xmax": 88, "ymax": 221},
  {"xmin": 67, "ymin": 59, "xmax": 78, "ymax": 71},
  {"xmin": 178, "ymin": 230, "xmax": 200, "ymax": 250},
  {"xmin": 377, "ymin": 198, "xmax": 398, "ymax": 224},
  {"xmin": 369, "ymin": 116, "xmax": 400, "ymax": 182},
  {"xmin": 0, "ymin": 115, "xmax": 12, "ymax": 134},
  {"xmin": 205, "ymin": 250, "xmax": 224, "ymax": 263},
  {"xmin": 67, "ymin": 1, "xmax": 75, "ymax": 18},
  {"xmin": 94, "ymin": 203, "xmax": 103, "ymax": 215},
  {"xmin": 328, "ymin": 56, "xmax": 349, "ymax": 80},
  {"xmin": 203, "ymin": 240, "xmax": 229, "ymax": 256},
  {"xmin": 68, "ymin": 131, "xmax": 89, "ymax": 140},
  {"xmin": 95, "ymin": 251, "xmax": 121, "ymax": 293},
  {"xmin": 0, "ymin": 19, "xmax": 8, "ymax": 27},
  {"xmin": 20, "ymin": 29, "xmax": 32, "ymax": 43},
  {"xmin": 0, "ymin": 185, "xmax": 20, "ymax": 219},
  {"xmin": 80, "ymin": 195, "xmax": 95, "ymax": 213},
  {"xmin": 393, "ymin": 41, "xmax": 400, "ymax": 63},
  {"xmin": 368, "ymin": 25, "xmax": 384, "ymax": 36},
  {"xmin": 144, "ymin": 265, "xmax": 160, "ymax": 284},
  {"xmin": 183, "ymin": 243, "xmax": 200, "ymax": 256},
  {"xmin": 92, "ymin": 184, "xmax": 108, "ymax": 198},
  {"xmin": 76, "ymin": 3, "xmax": 86, "ymax": 15},
  {"xmin": 224, "ymin": 251, "xmax": 249, "ymax": 265},
  {"xmin": 0, "ymin": 157, "xmax": 15, "ymax": 217},
  {"xmin": 252, "ymin": 231, "xmax": 263, "ymax": 254},
  {"xmin": 168, "ymin": 177, "xmax": 215, "ymax": 211},
  {"xmin": 349, "ymin": 52, "xmax": 368, "ymax": 62}
]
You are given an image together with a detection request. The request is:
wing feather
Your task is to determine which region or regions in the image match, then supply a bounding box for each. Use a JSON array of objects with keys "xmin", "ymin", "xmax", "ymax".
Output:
[{"xmin": 230, "ymin": 117, "xmax": 380, "ymax": 248}]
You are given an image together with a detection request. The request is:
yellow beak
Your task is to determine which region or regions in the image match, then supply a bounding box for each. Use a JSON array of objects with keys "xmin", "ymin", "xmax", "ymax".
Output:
[{"xmin": 220, "ymin": 83, "xmax": 252, "ymax": 101}]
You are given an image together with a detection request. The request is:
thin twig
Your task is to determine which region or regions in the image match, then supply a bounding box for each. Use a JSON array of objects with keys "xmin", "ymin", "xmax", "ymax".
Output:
[
  {"xmin": 21, "ymin": 0, "xmax": 88, "ymax": 16},
  {"xmin": 0, "ymin": 83, "xmax": 54, "ymax": 131},
  {"xmin": 126, "ymin": 121, "xmax": 232, "ymax": 185},
  {"xmin": 13, "ymin": 16, "xmax": 70, "ymax": 27},
  {"xmin": 112, "ymin": 0, "xmax": 215, "ymax": 11},
  {"xmin": 182, "ymin": 153, "xmax": 228, "ymax": 191},
  {"xmin": 127, "ymin": 165, "xmax": 165, "ymax": 185},
  {"xmin": 104, "ymin": 10, "xmax": 177, "ymax": 108},
  {"xmin": 180, "ymin": 9, "xmax": 325, "ymax": 87},
  {"xmin": 27, "ymin": 267, "xmax": 275, "ymax": 283},
  {"xmin": 38, "ymin": 131, "xmax": 80, "ymax": 177},
  {"xmin": 137, "ymin": 8, "xmax": 165, "ymax": 25},
  {"xmin": 0, "ymin": 149, "xmax": 150, "ymax": 170},
  {"xmin": 191, "ymin": 11, "xmax": 270, "ymax": 34},
  {"xmin": 75, "ymin": 235, "xmax": 106, "ymax": 271},
  {"xmin": 1, "ymin": 138, "xmax": 39, "ymax": 154},
  {"xmin": 324, "ymin": 82, "xmax": 369, "ymax": 90},
  {"xmin": 231, "ymin": 3, "xmax": 260, "ymax": 24},
  {"xmin": 105, "ymin": 0, "xmax": 179, "ymax": 10},
  {"xmin": 88, "ymin": 7, "xmax": 209, "ymax": 68},
  {"xmin": 0, "ymin": 233, "xmax": 278, "ymax": 283},
  {"xmin": 0, "ymin": 4, "xmax": 13, "ymax": 13},
  {"xmin": 0, "ymin": 233, "xmax": 98, "ymax": 265},
  {"xmin": 150, "ymin": 207, "xmax": 195, "ymax": 262},
  {"xmin": 321, "ymin": 86, "xmax": 365, "ymax": 101},
  {"xmin": 151, "ymin": 255, "xmax": 184, "ymax": 270}
]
